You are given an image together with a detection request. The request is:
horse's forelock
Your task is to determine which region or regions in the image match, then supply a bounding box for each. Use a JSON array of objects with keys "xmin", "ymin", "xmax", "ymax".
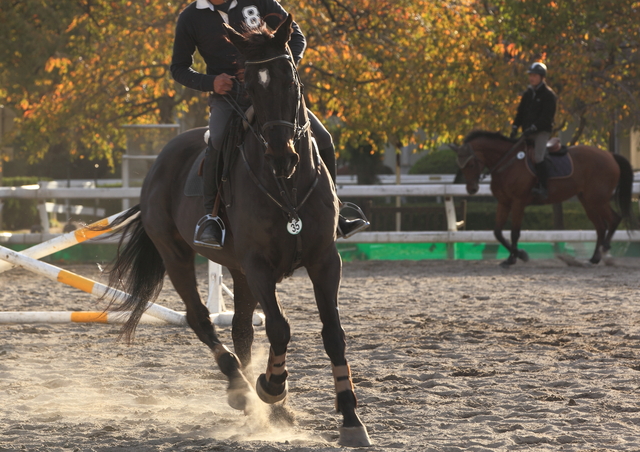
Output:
[
  {"xmin": 237, "ymin": 22, "xmax": 284, "ymax": 60},
  {"xmin": 463, "ymin": 130, "xmax": 515, "ymax": 144}
]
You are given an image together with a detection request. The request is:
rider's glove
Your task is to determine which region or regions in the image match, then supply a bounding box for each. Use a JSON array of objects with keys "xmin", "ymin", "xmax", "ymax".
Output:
[
  {"xmin": 523, "ymin": 125, "xmax": 537, "ymax": 137},
  {"xmin": 509, "ymin": 125, "xmax": 518, "ymax": 139}
]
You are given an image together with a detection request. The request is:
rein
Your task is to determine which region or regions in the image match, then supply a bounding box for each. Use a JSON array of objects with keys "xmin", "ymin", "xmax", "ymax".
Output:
[
  {"xmin": 486, "ymin": 135, "xmax": 526, "ymax": 174},
  {"xmin": 225, "ymin": 51, "xmax": 321, "ymax": 272},
  {"xmin": 461, "ymin": 136, "xmax": 526, "ymax": 179}
]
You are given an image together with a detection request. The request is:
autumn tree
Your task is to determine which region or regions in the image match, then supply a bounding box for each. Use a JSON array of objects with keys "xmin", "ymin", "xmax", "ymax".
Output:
[{"xmin": 2, "ymin": 0, "xmax": 639, "ymax": 176}]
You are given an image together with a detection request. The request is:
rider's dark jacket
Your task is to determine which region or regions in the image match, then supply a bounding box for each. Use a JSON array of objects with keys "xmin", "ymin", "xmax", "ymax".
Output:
[
  {"xmin": 171, "ymin": 0, "xmax": 306, "ymax": 93},
  {"xmin": 512, "ymin": 82, "xmax": 557, "ymax": 133}
]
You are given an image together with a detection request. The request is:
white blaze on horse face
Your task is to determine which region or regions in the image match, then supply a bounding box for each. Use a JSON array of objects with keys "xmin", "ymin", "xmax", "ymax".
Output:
[{"xmin": 258, "ymin": 69, "xmax": 270, "ymax": 88}]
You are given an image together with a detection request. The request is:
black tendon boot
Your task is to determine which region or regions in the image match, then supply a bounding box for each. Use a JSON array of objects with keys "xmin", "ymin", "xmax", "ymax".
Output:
[
  {"xmin": 194, "ymin": 144, "xmax": 226, "ymax": 249},
  {"xmin": 318, "ymin": 145, "xmax": 370, "ymax": 238},
  {"xmin": 531, "ymin": 161, "xmax": 549, "ymax": 200}
]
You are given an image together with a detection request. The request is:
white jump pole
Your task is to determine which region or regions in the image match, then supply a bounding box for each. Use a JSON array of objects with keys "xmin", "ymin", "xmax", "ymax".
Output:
[
  {"xmin": 0, "ymin": 210, "xmax": 140, "ymax": 275},
  {"xmin": 0, "ymin": 244, "xmax": 186, "ymax": 326},
  {"xmin": 0, "ymin": 311, "xmax": 168, "ymax": 325}
]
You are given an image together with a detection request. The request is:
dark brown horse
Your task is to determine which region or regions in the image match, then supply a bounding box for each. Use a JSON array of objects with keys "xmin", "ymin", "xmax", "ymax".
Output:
[
  {"xmin": 103, "ymin": 16, "xmax": 370, "ymax": 447},
  {"xmin": 451, "ymin": 131, "xmax": 634, "ymax": 267}
]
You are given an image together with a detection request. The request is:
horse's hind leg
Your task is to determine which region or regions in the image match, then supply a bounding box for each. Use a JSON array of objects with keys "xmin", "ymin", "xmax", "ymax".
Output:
[
  {"xmin": 603, "ymin": 207, "xmax": 621, "ymax": 253},
  {"xmin": 306, "ymin": 249, "xmax": 371, "ymax": 447},
  {"xmin": 578, "ymin": 197, "xmax": 608, "ymax": 264},
  {"xmin": 152, "ymin": 236, "xmax": 252, "ymax": 410}
]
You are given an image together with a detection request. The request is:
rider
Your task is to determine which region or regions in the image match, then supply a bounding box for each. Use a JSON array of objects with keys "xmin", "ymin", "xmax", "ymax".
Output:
[
  {"xmin": 170, "ymin": 0, "xmax": 369, "ymax": 249},
  {"xmin": 509, "ymin": 62, "xmax": 557, "ymax": 199}
]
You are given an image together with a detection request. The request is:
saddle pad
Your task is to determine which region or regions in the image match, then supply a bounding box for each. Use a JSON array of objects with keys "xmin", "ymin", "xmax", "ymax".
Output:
[
  {"xmin": 184, "ymin": 149, "xmax": 206, "ymax": 197},
  {"xmin": 526, "ymin": 152, "xmax": 574, "ymax": 179}
]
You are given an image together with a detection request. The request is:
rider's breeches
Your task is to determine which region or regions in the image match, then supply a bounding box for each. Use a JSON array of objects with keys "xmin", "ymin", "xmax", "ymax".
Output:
[{"xmin": 533, "ymin": 131, "xmax": 551, "ymax": 163}]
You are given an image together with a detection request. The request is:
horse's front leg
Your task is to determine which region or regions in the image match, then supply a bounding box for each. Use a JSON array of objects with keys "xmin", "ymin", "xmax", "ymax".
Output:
[
  {"xmin": 306, "ymin": 248, "xmax": 371, "ymax": 447},
  {"xmin": 500, "ymin": 203, "xmax": 527, "ymax": 268},
  {"xmin": 229, "ymin": 269, "xmax": 259, "ymax": 370},
  {"xmin": 242, "ymin": 258, "xmax": 291, "ymax": 405},
  {"xmin": 493, "ymin": 201, "xmax": 513, "ymax": 253}
]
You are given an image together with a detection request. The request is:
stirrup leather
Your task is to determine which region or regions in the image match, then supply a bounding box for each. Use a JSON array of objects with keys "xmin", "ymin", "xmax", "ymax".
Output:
[
  {"xmin": 194, "ymin": 214, "xmax": 226, "ymax": 249},
  {"xmin": 337, "ymin": 202, "xmax": 370, "ymax": 239}
]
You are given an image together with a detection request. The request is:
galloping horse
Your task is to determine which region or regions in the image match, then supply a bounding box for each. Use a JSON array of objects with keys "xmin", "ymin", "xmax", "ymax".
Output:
[
  {"xmin": 104, "ymin": 16, "xmax": 370, "ymax": 447},
  {"xmin": 451, "ymin": 131, "xmax": 633, "ymax": 267}
]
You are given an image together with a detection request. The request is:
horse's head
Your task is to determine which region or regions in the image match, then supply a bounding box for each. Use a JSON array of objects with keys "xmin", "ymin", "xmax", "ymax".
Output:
[
  {"xmin": 225, "ymin": 14, "xmax": 302, "ymax": 179},
  {"xmin": 449, "ymin": 143, "xmax": 484, "ymax": 195}
]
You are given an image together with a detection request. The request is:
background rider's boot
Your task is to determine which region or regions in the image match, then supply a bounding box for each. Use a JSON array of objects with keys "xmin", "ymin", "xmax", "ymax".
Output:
[
  {"xmin": 531, "ymin": 161, "xmax": 549, "ymax": 200},
  {"xmin": 319, "ymin": 145, "xmax": 370, "ymax": 238}
]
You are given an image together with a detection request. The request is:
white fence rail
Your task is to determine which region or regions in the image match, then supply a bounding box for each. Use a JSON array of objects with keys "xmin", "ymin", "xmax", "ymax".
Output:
[{"xmin": 1, "ymin": 183, "xmax": 640, "ymax": 244}]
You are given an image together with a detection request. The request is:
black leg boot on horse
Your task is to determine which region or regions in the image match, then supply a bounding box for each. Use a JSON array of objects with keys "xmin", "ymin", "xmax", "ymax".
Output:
[
  {"xmin": 531, "ymin": 161, "xmax": 549, "ymax": 200},
  {"xmin": 319, "ymin": 145, "xmax": 370, "ymax": 238},
  {"xmin": 194, "ymin": 143, "xmax": 226, "ymax": 249}
]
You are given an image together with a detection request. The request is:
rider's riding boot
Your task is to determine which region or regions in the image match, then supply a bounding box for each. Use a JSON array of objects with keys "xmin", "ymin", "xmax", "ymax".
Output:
[
  {"xmin": 531, "ymin": 161, "xmax": 549, "ymax": 200},
  {"xmin": 318, "ymin": 145, "xmax": 370, "ymax": 238},
  {"xmin": 194, "ymin": 144, "xmax": 225, "ymax": 249}
]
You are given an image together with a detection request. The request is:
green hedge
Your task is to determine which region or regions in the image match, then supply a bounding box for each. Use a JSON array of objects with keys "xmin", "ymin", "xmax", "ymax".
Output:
[{"xmin": 409, "ymin": 148, "xmax": 458, "ymax": 174}]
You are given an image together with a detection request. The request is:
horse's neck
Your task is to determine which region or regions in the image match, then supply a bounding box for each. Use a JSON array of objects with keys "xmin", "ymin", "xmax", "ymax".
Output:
[{"xmin": 476, "ymin": 140, "xmax": 511, "ymax": 167}]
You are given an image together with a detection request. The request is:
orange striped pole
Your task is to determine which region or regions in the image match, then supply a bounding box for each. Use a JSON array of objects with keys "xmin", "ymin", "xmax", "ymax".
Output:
[
  {"xmin": 0, "ymin": 210, "xmax": 140, "ymax": 274},
  {"xmin": 0, "ymin": 244, "xmax": 185, "ymax": 325}
]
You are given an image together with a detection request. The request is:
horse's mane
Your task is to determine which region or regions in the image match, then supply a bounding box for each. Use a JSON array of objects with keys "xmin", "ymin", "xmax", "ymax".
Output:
[{"xmin": 463, "ymin": 130, "xmax": 515, "ymax": 144}]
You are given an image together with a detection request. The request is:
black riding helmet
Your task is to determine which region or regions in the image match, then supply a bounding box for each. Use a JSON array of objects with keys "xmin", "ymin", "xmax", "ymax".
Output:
[{"xmin": 527, "ymin": 62, "xmax": 547, "ymax": 77}]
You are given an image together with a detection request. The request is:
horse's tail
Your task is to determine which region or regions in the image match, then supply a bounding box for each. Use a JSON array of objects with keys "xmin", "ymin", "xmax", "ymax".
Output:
[
  {"xmin": 613, "ymin": 153, "xmax": 634, "ymax": 228},
  {"xmin": 103, "ymin": 205, "xmax": 166, "ymax": 343}
]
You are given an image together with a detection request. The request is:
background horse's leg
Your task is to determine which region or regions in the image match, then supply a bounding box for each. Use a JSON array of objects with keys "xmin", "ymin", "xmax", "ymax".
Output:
[
  {"xmin": 493, "ymin": 202, "xmax": 529, "ymax": 265},
  {"xmin": 152, "ymin": 236, "xmax": 253, "ymax": 410},
  {"xmin": 229, "ymin": 269, "xmax": 259, "ymax": 369},
  {"xmin": 306, "ymin": 249, "xmax": 371, "ymax": 447},
  {"xmin": 500, "ymin": 204, "xmax": 527, "ymax": 268},
  {"xmin": 577, "ymin": 195, "xmax": 607, "ymax": 264},
  {"xmin": 242, "ymin": 257, "xmax": 291, "ymax": 404},
  {"xmin": 602, "ymin": 207, "xmax": 621, "ymax": 255}
]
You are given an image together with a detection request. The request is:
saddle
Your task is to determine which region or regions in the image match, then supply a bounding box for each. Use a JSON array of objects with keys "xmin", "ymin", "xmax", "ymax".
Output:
[
  {"xmin": 524, "ymin": 138, "xmax": 573, "ymax": 179},
  {"xmin": 183, "ymin": 107, "xmax": 255, "ymax": 200}
]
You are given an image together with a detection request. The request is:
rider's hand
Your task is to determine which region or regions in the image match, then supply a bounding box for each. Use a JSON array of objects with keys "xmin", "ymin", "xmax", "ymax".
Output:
[
  {"xmin": 213, "ymin": 73, "xmax": 235, "ymax": 95},
  {"xmin": 523, "ymin": 125, "xmax": 537, "ymax": 137}
]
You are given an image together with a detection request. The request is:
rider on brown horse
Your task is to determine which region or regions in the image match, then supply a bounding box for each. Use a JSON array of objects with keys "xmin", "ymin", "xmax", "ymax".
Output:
[
  {"xmin": 171, "ymin": 0, "xmax": 369, "ymax": 249},
  {"xmin": 509, "ymin": 62, "xmax": 557, "ymax": 200}
]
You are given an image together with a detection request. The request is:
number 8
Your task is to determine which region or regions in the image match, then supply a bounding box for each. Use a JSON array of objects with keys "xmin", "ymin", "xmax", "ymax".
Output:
[{"xmin": 242, "ymin": 6, "xmax": 261, "ymax": 28}]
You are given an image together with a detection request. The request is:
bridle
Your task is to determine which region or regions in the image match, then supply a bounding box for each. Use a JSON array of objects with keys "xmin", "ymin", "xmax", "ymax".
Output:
[{"xmin": 241, "ymin": 53, "xmax": 310, "ymax": 149}]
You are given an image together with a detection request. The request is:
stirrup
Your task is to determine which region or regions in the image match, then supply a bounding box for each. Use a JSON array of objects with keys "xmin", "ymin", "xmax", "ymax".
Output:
[
  {"xmin": 194, "ymin": 214, "xmax": 226, "ymax": 249},
  {"xmin": 337, "ymin": 202, "xmax": 370, "ymax": 239}
]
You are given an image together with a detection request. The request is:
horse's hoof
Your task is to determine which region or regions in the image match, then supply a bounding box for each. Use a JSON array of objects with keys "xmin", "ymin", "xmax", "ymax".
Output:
[
  {"xmin": 338, "ymin": 426, "xmax": 372, "ymax": 447},
  {"xmin": 227, "ymin": 374, "xmax": 254, "ymax": 411},
  {"xmin": 517, "ymin": 249, "xmax": 529, "ymax": 262},
  {"xmin": 256, "ymin": 373, "xmax": 288, "ymax": 404},
  {"xmin": 499, "ymin": 260, "xmax": 512, "ymax": 269},
  {"xmin": 227, "ymin": 391, "xmax": 247, "ymax": 411}
]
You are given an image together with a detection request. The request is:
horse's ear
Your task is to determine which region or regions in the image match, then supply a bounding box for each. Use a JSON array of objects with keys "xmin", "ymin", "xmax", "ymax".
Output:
[
  {"xmin": 448, "ymin": 144, "xmax": 460, "ymax": 153},
  {"xmin": 224, "ymin": 23, "xmax": 248, "ymax": 53},
  {"xmin": 273, "ymin": 14, "xmax": 293, "ymax": 48}
]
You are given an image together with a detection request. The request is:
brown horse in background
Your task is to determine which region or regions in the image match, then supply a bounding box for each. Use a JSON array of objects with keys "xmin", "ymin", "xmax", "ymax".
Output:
[
  {"xmin": 451, "ymin": 131, "xmax": 634, "ymax": 267},
  {"xmin": 101, "ymin": 15, "xmax": 370, "ymax": 447}
]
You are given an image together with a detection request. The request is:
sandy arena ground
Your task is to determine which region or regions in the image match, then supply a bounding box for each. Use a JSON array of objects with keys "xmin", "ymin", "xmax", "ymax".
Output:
[{"xmin": 1, "ymin": 257, "xmax": 640, "ymax": 451}]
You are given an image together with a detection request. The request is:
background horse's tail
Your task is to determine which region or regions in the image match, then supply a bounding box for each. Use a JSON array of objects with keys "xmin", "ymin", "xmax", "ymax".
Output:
[
  {"xmin": 613, "ymin": 154, "xmax": 634, "ymax": 227},
  {"xmin": 104, "ymin": 205, "xmax": 166, "ymax": 342}
]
